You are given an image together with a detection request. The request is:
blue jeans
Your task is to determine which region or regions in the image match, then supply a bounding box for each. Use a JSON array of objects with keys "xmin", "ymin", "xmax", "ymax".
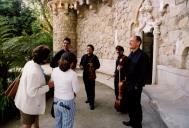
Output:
[{"xmin": 54, "ymin": 97, "xmax": 75, "ymax": 128}]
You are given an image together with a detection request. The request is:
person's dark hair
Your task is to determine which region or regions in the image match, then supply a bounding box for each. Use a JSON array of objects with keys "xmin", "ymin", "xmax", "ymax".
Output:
[
  {"xmin": 135, "ymin": 36, "xmax": 142, "ymax": 45},
  {"xmin": 87, "ymin": 44, "xmax": 94, "ymax": 51},
  {"xmin": 59, "ymin": 52, "xmax": 74, "ymax": 72},
  {"xmin": 116, "ymin": 45, "xmax": 124, "ymax": 52},
  {"xmin": 32, "ymin": 45, "xmax": 50, "ymax": 64},
  {"xmin": 64, "ymin": 37, "xmax": 71, "ymax": 44}
]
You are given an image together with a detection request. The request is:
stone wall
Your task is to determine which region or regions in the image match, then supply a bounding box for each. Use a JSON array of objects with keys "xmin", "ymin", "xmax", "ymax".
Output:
[
  {"xmin": 76, "ymin": 0, "xmax": 189, "ymax": 73},
  {"xmin": 158, "ymin": 0, "xmax": 189, "ymax": 69},
  {"xmin": 53, "ymin": 10, "xmax": 77, "ymax": 53},
  {"xmin": 77, "ymin": 0, "xmax": 131, "ymax": 60},
  {"xmin": 77, "ymin": 0, "xmax": 136, "ymax": 76}
]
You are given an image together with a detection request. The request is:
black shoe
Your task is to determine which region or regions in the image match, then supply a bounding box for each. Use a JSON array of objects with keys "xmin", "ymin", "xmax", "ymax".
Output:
[
  {"xmin": 85, "ymin": 100, "xmax": 89, "ymax": 103},
  {"xmin": 90, "ymin": 105, "xmax": 95, "ymax": 110},
  {"xmin": 122, "ymin": 121, "xmax": 132, "ymax": 126}
]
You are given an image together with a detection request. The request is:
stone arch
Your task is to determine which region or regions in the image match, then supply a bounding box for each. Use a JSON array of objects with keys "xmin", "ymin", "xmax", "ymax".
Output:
[
  {"xmin": 130, "ymin": 0, "xmax": 161, "ymax": 84},
  {"xmin": 178, "ymin": 46, "xmax": 189, "ymax": 69},
  {"xmin": 182, "ymin": 47, "xmax": 189, "ymax": 69},
  {"xmin": 175, "ymin": 31, "xmax": 189, "ymax": 68},
  {"xmin": 129, "ymin": 0, "xmax": 145, "ymax": 36}
]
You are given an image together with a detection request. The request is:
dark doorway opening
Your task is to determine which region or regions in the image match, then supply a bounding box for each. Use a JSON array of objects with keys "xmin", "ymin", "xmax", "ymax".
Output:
[{"xmin": 142, "ymin": 31, "xmax": 153, "ymax": 84}]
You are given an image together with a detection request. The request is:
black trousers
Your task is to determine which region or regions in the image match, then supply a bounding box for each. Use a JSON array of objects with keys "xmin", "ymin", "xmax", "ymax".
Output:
[
  {"xmin": 126, "ymin": 87, "xmax": 143, "ymax": 128},
  {"xmin": 114, "ymin": 79, "xmax": 119, "ymax": 99},
  {"xmin": 83, "ymin": 77, "xmax": 95, "ymax": 106}
]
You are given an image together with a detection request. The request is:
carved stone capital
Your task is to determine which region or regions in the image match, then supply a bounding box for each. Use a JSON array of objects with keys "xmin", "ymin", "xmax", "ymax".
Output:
[
  {"xmin": 48, "ymin": 0, "xmax": 113, "ymax": 16},
  {"xmin": 48, "ymin": 0, "xmax": 78, "ymax": 15},
  {"xmin": 153, "ymin": 20, "xmax": 162, "ymax": 37},
  {"xmin": 139, "ymin": 0, "xmax": 153, "ymax": 13}
]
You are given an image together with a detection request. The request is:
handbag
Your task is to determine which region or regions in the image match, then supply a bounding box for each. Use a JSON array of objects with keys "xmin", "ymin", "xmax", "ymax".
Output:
[{"xmin": 4, "ymin": 73, "xmax": 21, "ymax": 98}]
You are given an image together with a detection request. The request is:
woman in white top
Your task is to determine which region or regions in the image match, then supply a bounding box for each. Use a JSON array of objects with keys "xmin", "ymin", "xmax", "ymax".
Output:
[
  {"xmin": 49, "ymin": 52, "xmax": 80, "ymax": 128},
  {"xmin": 14, "ymin": 45, "xmax": 54, "ymax": 128}
]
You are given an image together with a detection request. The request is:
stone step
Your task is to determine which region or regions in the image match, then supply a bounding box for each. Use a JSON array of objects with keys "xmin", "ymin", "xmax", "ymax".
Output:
[{"xmin": 144, "ymin": 84, "xmax": 189, "ymax": 128}]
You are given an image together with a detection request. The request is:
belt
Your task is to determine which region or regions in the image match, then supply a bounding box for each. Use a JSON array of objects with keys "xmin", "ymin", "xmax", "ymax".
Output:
[{"xmin": 53, "ymin": 101, "xmax": 70, "ymax": 110}]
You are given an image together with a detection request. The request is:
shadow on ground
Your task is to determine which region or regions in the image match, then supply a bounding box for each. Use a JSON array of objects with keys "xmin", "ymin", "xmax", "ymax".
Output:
[{"xmin": 0, "ymin": 77, "xmax": 167, "ymax": 128}]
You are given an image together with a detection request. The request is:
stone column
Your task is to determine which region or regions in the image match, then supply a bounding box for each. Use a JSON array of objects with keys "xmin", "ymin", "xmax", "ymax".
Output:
[
  {"xmin": 152, "ymin": 21, "xmax": 161, "ymax": 84},
  {"xmin": 48, "ymin": 0, "xmax": 77, "ymax": 54}
]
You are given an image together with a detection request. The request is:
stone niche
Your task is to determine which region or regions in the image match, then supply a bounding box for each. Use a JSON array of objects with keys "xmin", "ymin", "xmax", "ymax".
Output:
[
  {"xmin": 181, "ymin": 47, "xmax": 189, "ymax": 69},
  {"xmin": 175, "ymin": 30, "xmax": 189, "ymax": 69}
]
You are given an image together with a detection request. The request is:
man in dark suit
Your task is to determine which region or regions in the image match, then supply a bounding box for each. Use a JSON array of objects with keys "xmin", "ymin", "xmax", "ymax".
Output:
[
  {"xmin": 80, "ymin": 44, "xmax": 100, "ymax": 110},
  {"xmin": 122, "ymin": 35, "xmax": 150, "ymax": 128}
]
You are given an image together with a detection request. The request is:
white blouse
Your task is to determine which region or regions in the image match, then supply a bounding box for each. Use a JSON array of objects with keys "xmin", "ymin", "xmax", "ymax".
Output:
[
  {"xmin": 51, "ymin": 68, "xmax": 80, "ymax": 100},
  {"xmin": 14, "ymin": 60, "xmax": 49, "ymax": 115}
]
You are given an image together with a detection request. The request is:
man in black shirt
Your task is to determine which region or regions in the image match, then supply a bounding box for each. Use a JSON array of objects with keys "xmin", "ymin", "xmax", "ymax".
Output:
[
  {"xmin": 122, "ymin": 35, "xmax": 150, "ymax": 128},
  {"xmin": 80, "ymin": 44, "xmax": 100, "ymax": 110},
  {"xmin": 50, "ymin": 37, "xmax": 77, "ymax": 69}
]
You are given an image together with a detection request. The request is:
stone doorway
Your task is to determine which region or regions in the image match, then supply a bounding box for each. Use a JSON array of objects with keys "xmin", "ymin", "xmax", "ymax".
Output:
[{"xmin": 142, "ymin": 31, "xmax": 153, "ymax": 84}]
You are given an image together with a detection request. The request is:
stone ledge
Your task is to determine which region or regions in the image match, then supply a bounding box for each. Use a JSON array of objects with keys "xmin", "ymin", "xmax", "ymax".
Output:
[
  {"xmin": 158, "ymin": 65, "xmax": 189, "ymax": 77},
  {"xmin": 144, "ymin": 85, "xmax": 189, "ymax": 128},
  {"xmin": 157, "ymin": 65, "xmax": 189, "ymax": 97}
]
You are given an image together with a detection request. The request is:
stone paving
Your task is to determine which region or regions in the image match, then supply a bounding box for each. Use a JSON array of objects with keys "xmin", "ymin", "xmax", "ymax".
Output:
[
  {"xmin": 0, "ymin": 78, "xmax": 167, "ymax": 128},
  {"xmin": 144, "ymin": 85, "xmax": 189, "ymax": 128}
]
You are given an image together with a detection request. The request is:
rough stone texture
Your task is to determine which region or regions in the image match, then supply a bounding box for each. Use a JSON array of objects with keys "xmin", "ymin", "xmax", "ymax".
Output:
[
  {"xmin": 53, "ymin": 9, "xmax": 77, "ymax": 53},
  {"xmin": 77, "ymin": 0, "xmax": 131, "ymax": 60},
  {"xmin": 49, "ymin": 0, "xmax": 189, "ymax": 70},
  {"xmin": 159, "ymin": 1, "xmax": 189, "ymax": 68},
  {"xmin": 76, "ymin": 0, "xmax": 189, "ymax": 70},
  {"xmin": 49, "ymin": 0, "xmax": 78, "ymax": 54},
  {"xmin": 75, "ymin": 0, "xmax": 189, "ymax": 85}
]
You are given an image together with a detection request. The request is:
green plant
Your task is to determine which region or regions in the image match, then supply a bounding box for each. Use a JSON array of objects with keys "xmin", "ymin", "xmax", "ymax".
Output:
[
  {"xmin": 0, "ymin": 16, "xmax": 15, "ymax": 90},
  {"xmin": 2, "ymin": 31, "xmax": 53, "ymax": 67},
  {"xmin": 0, "ymin": 1, "xmax": 53, "ymax": 122}
]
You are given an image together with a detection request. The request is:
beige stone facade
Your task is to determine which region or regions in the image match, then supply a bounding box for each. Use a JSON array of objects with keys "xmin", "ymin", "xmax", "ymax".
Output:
[
  {"xmin": 48, "ymin": 0, "xmax": 78, "ymax": 53},
  {"xmin": 48, "ymin": 0, "xmax": 189, "ymax": 93}
]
